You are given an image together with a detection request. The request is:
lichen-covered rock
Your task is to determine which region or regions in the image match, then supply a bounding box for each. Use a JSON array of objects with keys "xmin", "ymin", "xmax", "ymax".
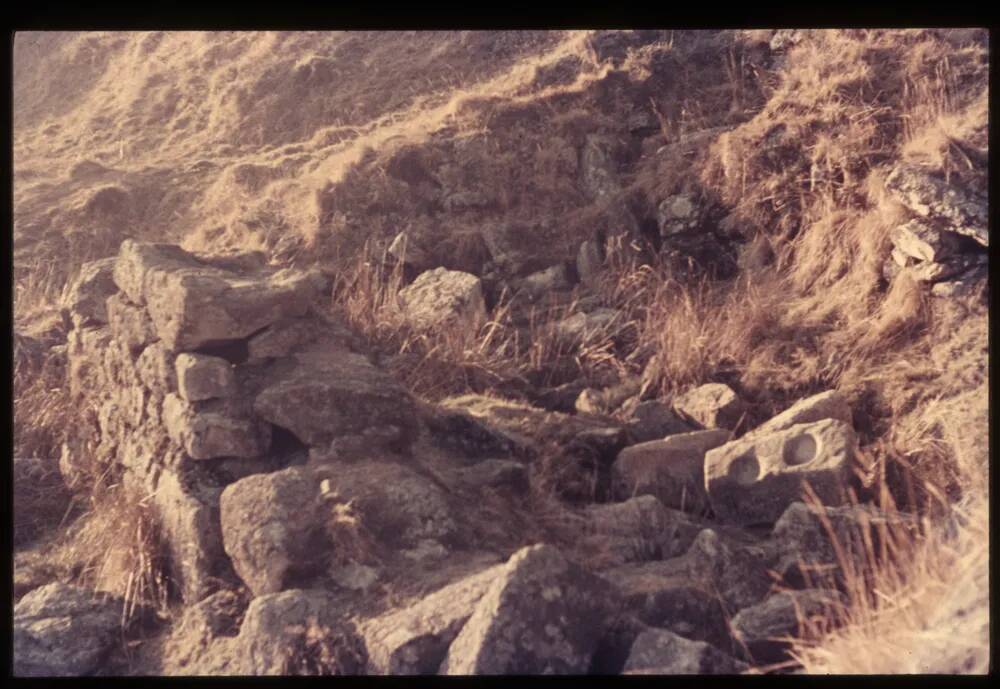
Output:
[
  {"xmin": 668, "ymin": 529, "xmax": 775, "ymax": 611},
  {"xmin": 657, "ymin": 194, "xmax": 701, "ymax": 236},
  {"xmin": 731, "ymin": 589, "xmax": 846, "ymax": 664},
  {"xmin": 673, "ymin": 383, "xmax": 746, "ymax": 430},
  {"xmin": 253, "ymin": 343, "xmax": 418, "ymax": 451},
  {"xmin": 175, "ymin": 353, "xmax": 236, "ymax": 401},
  {"xmin": 581, "ymin": 495, "xmax": 703, "ymax": 564},
  {"xmin": 112, "ymin": 240, "xmax": 324, "ymax": 350},
  {"xmin": 884, "ymin": 164, "xmax": 987, "ymax": 246},
  {"xmin": 611, "ymin": 429, "xmax": 730, "ymax": 513},
  {"xmin": 442, "ymin": 544, "xmax": 621, "ymax": 674},
  {"xmin": 136, "ymin": 341, "xmax": 177, "ymax": 394},
  {"xmin": 60, "ymin": 257, "xmax": 117, "ymax": 327},
  {"xmin": 220, "ymin": 466, "xmax": 327, "ymax": 597},
  {"xmin": 163, "ymin": 393, "xmax": 271, "ymax": 460},
  {"xmin": 13, "ymin": 583, "xmax": 125, "ymax": 677},
  {"xmin": 891, "ymin": 218, "xmax": 962, "ymax": 263},
  {"xmin": 233, "ymin": 589, "xmax": 367, "ymax": 675},
  {"xmin": 623, "ymin": 629, "xmax": 747, "ymax": 675},
  {"xmin": 423, "ymin": 405, "xmax": 534, "ymax": 459},
  {"xmin": 705, "ymin": 418, "xmax": 856, "ymax": 525},
  {"xmin": 398, "ymin": 267, "xmax": 485, "ymax": 331},
  {"xmin": 361, "ymin": 563, "xmax": 504, "ymax": 674}
]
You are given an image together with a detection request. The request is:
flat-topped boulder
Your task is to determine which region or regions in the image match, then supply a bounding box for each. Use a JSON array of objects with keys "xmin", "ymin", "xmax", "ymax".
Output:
[
  {"xmin": 112, "ymin": 240, "xmax": 326, "ymax": 351},
  {"xmin": 252, "ymin": 339, "xmax": 418, "ymax": 451}
]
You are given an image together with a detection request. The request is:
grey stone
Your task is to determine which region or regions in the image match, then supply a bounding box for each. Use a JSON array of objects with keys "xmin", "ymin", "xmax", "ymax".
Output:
[
  {"xmin": 60, "ymin": 257, "xmax": 117, "ymax": 327},
  {"xmin": 136, "ymin": 341, "xmax": 177, "ymax": 394},
  {"xmin": 233, "ymin": 589, "xmax": 366, "ymax": 675},
  {"xmin": 626, "ymin": 400, "xmax": 693, "ymax": 443},
  {"xmin": 673, "ymin": 383, "xmax": 746, "ymax": 430},
  {"xmin": 105, "ymin": 292, "xmax": 157, "ymax": 352},
  {"xmin": 220, "ymin": 466, "xmax": 327, "ymax": 597},
  {"xmin": 516, "ymin": 263, "xmax": 573, "ymax": 302},
  {"xmin": 361, "ymin": 563, "xmax": 503, "ymax": 674},
  {"xmin": 442, "ymin": 544, "xmax": 621, "ymax": 674},
  {"xmin": 753, "ymin": 390, "xmax": 852, "ymax": 438},
  {"xmin": 576, "ymin": 239, "xmax": 604, "ymax": 287},
  {"xmin": 253, "ymin": 342, "xmax": 417, "ymax": 450},
  {"xmin": 623, "ymin": 629, "xmax": 747, "ymax": 675},
  {"xmin": 705, "ymin": 418, "xmax": 856, "ymax": 525},
  {"xmin": 581, "ymin": 495, "xmax": 703, "ymax": 564},
  {"xmin": 163, "ymin": 393, "xmax": 271, "ymax": 460},
  {"xmin": 13, "ymin": 583, "xmax": 124, "ymax": 677},
  {"xmin": 657, "ymin": 194, "xmax": 701, "ymax": 237},
  {"xmin": 456, "ymin": 459, "xmax": 529, "ymax": 493},
  {"xmin": 891, "ymin": 218, "xmax": 961, "ymax": 263},
  {"xmin": 398, "ymin": 267, "xmax": 485, "ymax": 332},
  {"xmin": 175, "ymin": 353, "xmax": 236, "ymax": 402},
  {"xmin": 611, "ymin": 429, "xmax": 730, "ymax": 513},
  {"xmin": 884, "ymin": 164, "xmax": 987, "ymax": 246},
  {"xmin": 731, "ymin": 589, "xmax": 846, "ymax": 664},
  {"xmin": 112, "ymin": 240, "xmax": 324, "ymax": 351},
  {"xmin": 554, "ymin": 308, "xmax": 623, "ymax": 345}
]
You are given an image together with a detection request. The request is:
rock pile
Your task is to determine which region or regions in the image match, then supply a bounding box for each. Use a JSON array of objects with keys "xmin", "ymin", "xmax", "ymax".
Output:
[{"xmin": 43, "ymin": 241, "xmax": 892, "ymax": 676}]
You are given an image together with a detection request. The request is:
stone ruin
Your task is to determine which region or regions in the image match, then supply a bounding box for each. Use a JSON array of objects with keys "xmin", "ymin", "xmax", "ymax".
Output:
[{"xmin": 28, "ymin": 238, "xmax": 907, "ymax": 675}]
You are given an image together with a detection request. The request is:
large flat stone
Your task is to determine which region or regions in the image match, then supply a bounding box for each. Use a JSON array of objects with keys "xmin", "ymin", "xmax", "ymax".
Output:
[{"xmin": 112, "ymin": 240, "xmax": 324, "ymax": 351}]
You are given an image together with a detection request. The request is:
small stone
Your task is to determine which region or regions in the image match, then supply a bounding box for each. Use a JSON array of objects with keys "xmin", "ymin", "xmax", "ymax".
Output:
[
  {"xmin": 731, "ymin": 589, "xmax": 846, "ymax": 664},
  {"xmin": 673, "ymin": 383, "xmax": 746, "ymax": 430},
  {"xmin": 623, "ymin": 628, "xmax": 747, "ymax": 675},
  {"xmin": 175, "ymin": 353, "xmax": 236, "ymax": 402},
  {"xmin": 398, "ymin": 267, "xmax": 486, "ymax": 332}
]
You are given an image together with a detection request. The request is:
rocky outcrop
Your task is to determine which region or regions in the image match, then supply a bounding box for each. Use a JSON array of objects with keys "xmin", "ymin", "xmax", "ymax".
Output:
[
  {"xmin": 13, "ymin": 583, "xmax": 127, "ymax": 677},
  {"xmin": 581, "ymin": 495, "xmax": 704, "ymax": 564},
  {"xmin": 884, "ymin": 164, "xmax": 987, "ymax": 247},
  {"xmin": 441, "ymin": 544, "xmax": 621, "ymax": 674}
]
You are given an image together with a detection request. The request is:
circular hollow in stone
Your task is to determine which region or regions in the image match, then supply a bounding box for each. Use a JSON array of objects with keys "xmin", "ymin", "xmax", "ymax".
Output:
[
  {"xmin": 783, "ymin": 433, "xmax": 819, "ymax": 466},
  {"xmin": 729, "ymin": 453, "xmax": 760, "ymax": 485}
]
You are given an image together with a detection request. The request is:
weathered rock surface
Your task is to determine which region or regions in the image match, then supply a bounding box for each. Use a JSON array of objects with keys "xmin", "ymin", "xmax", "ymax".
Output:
[
  {"xmin": 423, "ymin": 405, "xmax": 534, "ymax": 459},
  {"xmin": 673, "ymin": 383, "xmax": 746, "ymax": 430},
  {"xmin": 175, "ymin": 353, "xmax": 236, "ymax": 401},
  {"xmin": 753, "ymin": 390, "xmax": 852, "ymax": 438},
  {"xmin": 163, "ymin": 393, "xmax": 271, "ymax": 460},
  {"xmin": 233, "ymin": 589, "xmax": 367, "ymax": 675},
  {"xmin": 398, "ymin": 267, "xmax": 485, "ymax": 331},
  {"xmin": 253, "ymin": 342, "xmax": 418, "ymax": 451},
  {"xmin": 601, "ymin": 566, "xmax": 731, "ymax": 649},
  {"xmin": 623, "ymin": 629, "xmax": 747, "ymax": 675},
  {"xmin": 705, "ymin": 418, "xmax": 856, "ymax": 525},
  {"xmin": 113, "ymin": 240, "xmax": 325, "ymax": 350},
  {"xmin": 581, "ymin": 495, "xmax": 703, "ymax": 564},
  {"xmin": 13, "ymin": 583, "xmax": 125, "ymax": 677},
  {"xmin": 220, "ymin": 466, "xmax": 326, "ymax": 597},
  {"xmin": 576, "ymin": 239, "xmax": 604, "ymax": 286},
  {"xmin": 361, "ymin": 563, "xmax": 504, "ymax": 674},
  {"xmin": 731, "ymin": 589, "xmax": 846, "ymax": 664},
  {"xmin": 106, "ymin": 292, "xmax": 158, "ymax": 352},
  {"xmin": 60, "ymin": 257, "xmax": 118, "ymax": 327},
  {"xmin": 442, "ymin": 544, "xmax": 621, "ymax": 674},
  {"xmin": 516, "ymin": 263, "xmax": 573, "ymax": 302},
  {"xmin": 611, "ymin": 429, "xmax": 730, "ymax": 513},
  {"xmin": 884, "ymin": 164, "xmax": 988, "ymax": 247},
  {"xmin": 891, "ymin": 218, "xmax": 961, "ymax": 263},
  {"xmin": 657, "ymin": 194, "xmax": 701, "ymax": 237},
  {"xmin": 624, "ymin": 400, "xmax": 693, "ymax": 443},
  {"xmin": 456, "ymin": 459, "xmax": 529, "ymax": 493}
]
